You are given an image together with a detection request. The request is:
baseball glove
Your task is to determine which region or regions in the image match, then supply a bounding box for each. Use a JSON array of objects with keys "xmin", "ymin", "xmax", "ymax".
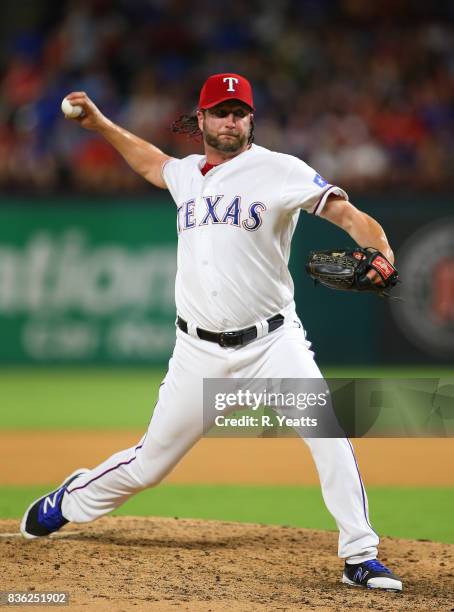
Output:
[{"xmin": 305, "ymin": 247, "xmax": 399, "ymax": 297}]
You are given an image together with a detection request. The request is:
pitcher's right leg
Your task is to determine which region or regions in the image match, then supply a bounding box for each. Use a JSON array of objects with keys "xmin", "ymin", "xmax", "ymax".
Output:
[
  {"xmin": 21, "ymin": 329, "xmax": 228, "ymax": 536},
  {"xmin": 62, "ymin": 330, "xmax": 224, "ymax": 523}
]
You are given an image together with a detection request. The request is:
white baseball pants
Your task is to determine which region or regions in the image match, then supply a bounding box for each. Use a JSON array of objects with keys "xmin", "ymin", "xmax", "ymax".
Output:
[{"xmin": 62, "ymin": 309, "xmax": 379, "ymax": 562}]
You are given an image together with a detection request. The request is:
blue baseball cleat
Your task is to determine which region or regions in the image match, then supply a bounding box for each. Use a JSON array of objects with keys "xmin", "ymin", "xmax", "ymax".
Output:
[
  {"xmin": 20, "ymin": 469, "xmax": 89, "ymax": 539},
  {"xmin": 342, "ymin": 559, "xmax": 403, "ymax": 591}
]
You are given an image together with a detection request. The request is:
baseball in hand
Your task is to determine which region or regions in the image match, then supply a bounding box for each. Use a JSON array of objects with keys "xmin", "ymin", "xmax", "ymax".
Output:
[{"xmin": 61, "ymin": 97, "xmax": 84, "ymax": 118}]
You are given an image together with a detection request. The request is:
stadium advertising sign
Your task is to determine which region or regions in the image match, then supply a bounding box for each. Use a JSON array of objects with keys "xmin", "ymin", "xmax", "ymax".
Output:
[
  {"xmin": 390, "ymin": 218, "xmax": 454, "ymax": 359},
  {"xmin": 0, "ymin": 205, "xmax": 177, "ymax": 364}
]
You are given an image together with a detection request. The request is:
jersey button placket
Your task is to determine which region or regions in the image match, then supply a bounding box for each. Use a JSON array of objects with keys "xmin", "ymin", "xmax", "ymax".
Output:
[{"xmin": 200, "ymin": 176, "xmax": 221, "ymax": 306}]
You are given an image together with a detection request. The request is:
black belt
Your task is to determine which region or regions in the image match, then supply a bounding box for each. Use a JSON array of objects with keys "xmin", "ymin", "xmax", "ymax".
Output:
[{"xmin": 176, "ymin": 314, "xmax": 285, "ymax": 347}]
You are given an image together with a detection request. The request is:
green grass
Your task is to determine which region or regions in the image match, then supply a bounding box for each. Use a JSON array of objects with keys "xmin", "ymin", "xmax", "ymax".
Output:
[
  {"xmin": 1, "ymin": 366, "xmax": 453, "ymax": 430},
  {"xmin": 2, "ymin": 484, "xmax": 453, "ymax": 544},
  {"xmin": 0, "ymin": 368, "xmax": 164, "ymax": 429}
]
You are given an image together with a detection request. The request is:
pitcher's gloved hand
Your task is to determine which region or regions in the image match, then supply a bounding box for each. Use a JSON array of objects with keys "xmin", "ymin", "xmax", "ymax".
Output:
[{"xmin": 305, "ymin": 247, "xmax": 399, "ymax": 297}]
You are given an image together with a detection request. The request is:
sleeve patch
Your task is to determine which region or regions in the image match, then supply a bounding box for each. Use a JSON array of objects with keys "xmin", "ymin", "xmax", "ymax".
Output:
[{"xmin": 313, "ymin": 173, "xmax": 328, "ymax": 188}]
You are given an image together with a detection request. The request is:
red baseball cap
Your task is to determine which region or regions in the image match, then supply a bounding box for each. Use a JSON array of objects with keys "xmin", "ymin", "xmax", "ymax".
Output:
[{"xmin": 198, "ymin": 73, "xmax": 254, "ymax": 111}]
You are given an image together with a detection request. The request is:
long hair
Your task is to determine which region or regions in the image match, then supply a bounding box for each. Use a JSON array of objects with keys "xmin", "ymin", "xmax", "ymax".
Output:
[{"xmin": 171, "ymin": 111, "xmax": 255, "ymax": 145}]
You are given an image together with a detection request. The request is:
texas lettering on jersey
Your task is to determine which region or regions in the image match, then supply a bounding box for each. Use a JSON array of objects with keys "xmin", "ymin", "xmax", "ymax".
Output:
[{"xmin": 177, "ymin": 195, "xmax": 266, "ymax": 233}]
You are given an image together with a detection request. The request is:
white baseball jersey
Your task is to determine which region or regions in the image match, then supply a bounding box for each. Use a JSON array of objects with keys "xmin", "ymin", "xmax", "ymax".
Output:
[{"xmin": 162, "ymin": 144, "xmax": 348, "ymax": 331}]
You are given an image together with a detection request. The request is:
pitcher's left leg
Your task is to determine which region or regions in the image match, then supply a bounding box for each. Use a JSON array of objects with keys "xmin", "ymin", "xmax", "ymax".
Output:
[
  {"xmin": 303, "ymin": 436, "xmax": 378, "ymax": 561},
  {"xmin": 244, "ymin": 322, "xmax": 378, "ymax": 561},
  {"xmin": 245, "ymin": 322, "xmax": 402, "ymax": 589}
]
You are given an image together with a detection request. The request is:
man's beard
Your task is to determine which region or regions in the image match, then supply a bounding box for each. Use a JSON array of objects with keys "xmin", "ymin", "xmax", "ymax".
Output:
[{"xmin": 204, "ymin": 128, "xmax": 248, "ymax": 153}]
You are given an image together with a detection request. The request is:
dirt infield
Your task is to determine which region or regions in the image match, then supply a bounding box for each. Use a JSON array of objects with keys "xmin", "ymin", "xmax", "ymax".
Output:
[
  {"xmin": 1, "ymin": 517, "xmax": 453, "ymax": 611},
  {"xmin": 3, "ymin": 433, "xmax": 454, "ymax": 486}
]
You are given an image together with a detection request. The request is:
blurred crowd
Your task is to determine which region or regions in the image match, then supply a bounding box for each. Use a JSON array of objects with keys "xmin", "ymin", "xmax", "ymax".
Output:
[{"xmin": 1, "ymin": 0, "xmax": 454, "ymax": 195}]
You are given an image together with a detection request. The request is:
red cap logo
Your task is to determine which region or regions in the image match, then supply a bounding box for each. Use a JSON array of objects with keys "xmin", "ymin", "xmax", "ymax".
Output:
[{"xmin": 198, "ymin": 73, "xmax": 254, "ymax": 110}]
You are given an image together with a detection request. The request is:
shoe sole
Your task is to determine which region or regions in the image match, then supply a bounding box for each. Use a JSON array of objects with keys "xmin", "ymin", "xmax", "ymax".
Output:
[
  {"xmin": 342, "ymin": 573, "xmax": 402, "ymax": 592},
  {"xmin": 20, "ymin": 468, "xmax": 89, "ymax": 540}
]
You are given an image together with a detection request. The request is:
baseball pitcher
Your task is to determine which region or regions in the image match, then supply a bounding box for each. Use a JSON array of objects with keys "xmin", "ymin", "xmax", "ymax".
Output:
[{"xmin": 21, "ymin": 73, "xmax": 402, "ymax": 592}]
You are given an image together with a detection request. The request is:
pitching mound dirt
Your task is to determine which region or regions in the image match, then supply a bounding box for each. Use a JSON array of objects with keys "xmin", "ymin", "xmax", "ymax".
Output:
[{"xmin": 1, "ymin": 517, "xmax": 453, "ymax": 611}]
